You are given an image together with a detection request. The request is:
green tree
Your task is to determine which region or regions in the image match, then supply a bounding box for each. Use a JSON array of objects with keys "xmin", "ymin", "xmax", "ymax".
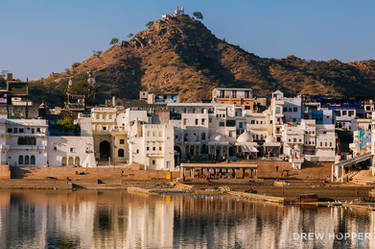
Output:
[
  {"xmin": 110, "ymin": 37, "xmax": 119, "ymax": 45},
  {"xmin": 128, "ymin": 33, "xmax": 134, "ymax": 38},
  {"xmin": 193, "ymin": 11, "xmax": 203, "ymax": 20},
  {"xmin": 145, "ymin": 21, "xmax": 154, "ymax": 28},
  {"xmin": 55, "ymin": 117, "xmax": 75, "ymax": 132}
]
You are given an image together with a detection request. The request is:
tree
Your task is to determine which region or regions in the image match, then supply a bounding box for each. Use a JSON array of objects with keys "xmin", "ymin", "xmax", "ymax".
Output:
[
  {"xmin": 110, "ymin": 37, "xmax": 119, "ymax": 45},
  {"xmin": 145, "ymin": 21, "xmax": 154, "ymax": 29},
  {"xmin": 92, "ymin": 50, "xmax": 102, "ymax": 56},
  {"xmin": 55, "ymin": 117, "xmax": 76, "ymax": 133},
  {"xmin": 128, "ymin": 33, "xmax": 134, "ymax": 39},
  {"xmin": 193, "ymin": 11, "xmax": 203, "ymax": 20}
]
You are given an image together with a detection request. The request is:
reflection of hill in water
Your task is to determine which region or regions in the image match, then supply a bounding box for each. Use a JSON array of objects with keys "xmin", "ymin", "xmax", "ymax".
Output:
[{"xmin": 0, "ymin": 191, "xmax": 373, "ymax": 249}]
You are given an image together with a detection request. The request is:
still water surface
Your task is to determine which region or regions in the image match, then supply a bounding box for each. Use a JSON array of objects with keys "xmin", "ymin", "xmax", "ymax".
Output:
[{"xmin": 0, "ymin": 190, "xmax": 373, "ymax": 249}]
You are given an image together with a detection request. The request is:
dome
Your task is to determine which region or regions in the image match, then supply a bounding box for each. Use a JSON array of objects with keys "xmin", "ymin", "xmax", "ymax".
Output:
[
  {"xmin": 237, "ymin": 130, "xmax": 253, "ymax": 143},
  {"xmin": 210, "ymin": 133, "xmax": 227, "ymax": 142},
  {"xmin": 265, "ymin": 135, "xmax": 276, "ymax": 144},
  {"xmin": 187, "ymin": 133, "xmax": 197, "ymax": 142}
]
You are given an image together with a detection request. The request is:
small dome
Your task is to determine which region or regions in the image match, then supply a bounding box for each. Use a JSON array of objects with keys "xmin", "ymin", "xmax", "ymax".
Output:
[
  {"xmin": 237, "ymin": 130, "xmax": 253, "ymax": 143},
  {"xmin": 187, "ymin": 133, "xmax": 197, "ymax": 142},
  {"xmin": 265, "ymin": 135, "xmax": 276, "ymax": 144},
  {"xmin": 210, "ymin": 133, "xmax": 227, "ymax": 142}
]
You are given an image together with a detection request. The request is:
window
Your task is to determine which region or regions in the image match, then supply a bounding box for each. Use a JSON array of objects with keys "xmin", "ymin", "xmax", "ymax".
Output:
[
  {"xmin": 226, "ymin": 120, "xmax": 236, "ymax": 127},
  {"xmin": 54, "ymin": 147, "xmax": 57, "ymax": 151},
  {"xmin": 120, "ymin": 139, "xmax": 125, "ymax": 144},
  {"xmin": 14, "ymin": 128, "xmax": 18, "ymax": 134},
  {"xmin": 276, "ymin": 107, "xmax": 281, "ymax": 114},
  {"xmin": 219, "ymin": 122, "xmax": 225, "ymax": 127},
  {"xmin": 31, "ymin": 128, "xmax": 35, "ymax": 134},
  {"xmin": 17, "ymin": 137, "xmax": 36, "ymax": 145},
  {"xmin": 103, "ymin": 126, "xmax": 107, "ymax": 131},
  {"xmin": 201, "ymin": 132, "xmax": 206, "ymax": 140},
  {"xmin": 239, "ymin": 122, "xmax": 243, "ymax": 129},
  {"xmin": 147, "ymin": 147, "xmax": 150, "ymax": 151},
  {"xmin": 293, "ymin": 107, "xmax": 297, "ymax": 112},
  {"xmin": 118, "ymin": 149, "xmax": 124, "ymax": 157},
  {"xmin": 195, "ymin": 119, "xmax": 198, "ymax": 125},
  {"xmin": 19, "ymin": 128, "xmax": 24, "ymax": 133},
  {"xmin": 18, "ymin": 155, "xmax": 23, "ymax": 165},
  {"xmin": 70, "ymin": 148, "xmax": 74, "ymax": 152},
  {"xmin": 184, "ymin": 119, "xmax": 187, "ymax": 125},
  {"xmin": 37, "ymin": 128, "xmax": 41, "ymax": 133},
  {"xmin": 7, "ymin": 128, "xmax": 12, "ymax": 133},
  {"xmin": 136, "ymin": 149, "xmax": 139, "ymax": 154},
  {"xmin": 201, "ymin": 119, "xmax": 205, "ymax": 125},
  {"xmin": 25, "ymin": 155, "xmax": 29, "ymax": 164},
  {"xmin": 159, "ymin": 146, "xmax": 162, "ymax": 151},
  {"xmin": 283, "ymin": 107, "xmax": 288, "ymax": 112},
  {"xmin": 342, "ymin": 111, "xmax": 347, "ymax": 116},
  {"xmin": 152, "ymin": 160, "xmax": 156, "ymax": 165},
  {"xmin": 153, "ymin": 147, "xmax": 156, "ymax": 151},
  {"xmin": 30, "ymin": 155, "xmax": 35, "ymax": 165}
]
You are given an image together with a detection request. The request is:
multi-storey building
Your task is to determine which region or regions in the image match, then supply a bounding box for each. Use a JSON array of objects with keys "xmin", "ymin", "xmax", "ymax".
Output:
[
  {"xmin": 0, "ymin": 119, "xmax": 48, "ymax": 167},
  {"xmin": 128, "ymin": 123, "xmax": 174, "ymax": 170}
]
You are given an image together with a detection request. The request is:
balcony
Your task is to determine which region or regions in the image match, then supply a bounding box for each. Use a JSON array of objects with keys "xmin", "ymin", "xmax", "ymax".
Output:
[{"xmin": 9, "ymin": 145, "xmax": 46, "ymax": 150}]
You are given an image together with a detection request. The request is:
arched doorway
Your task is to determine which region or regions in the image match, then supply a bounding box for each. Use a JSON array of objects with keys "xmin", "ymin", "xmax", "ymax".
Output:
[
  {"xmin": 174, "ymin": 146, "xmax": 181, "ymax": 165},
  {"xmin": 100, "ymin": 141, "xmax": 111, "ymax": 161},
  {"xmin": 68, "ymin": 157, "xmax": 74, "ymax": 166}
]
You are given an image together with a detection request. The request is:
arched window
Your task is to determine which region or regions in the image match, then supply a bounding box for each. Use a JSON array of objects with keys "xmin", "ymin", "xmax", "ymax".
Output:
[
  {"xmin": 30, "ymin": 155, "xmax": 35, "ymax": 165},
  {"xmin": 118, "ymin": 149, "xmax": 124, "ymax": 157},
  {"xmin": 18, "ymin": 155, "xmax": 23, "ymax": 165},
  {"xmin": 25, "ymin": 155, "xmax": 29, "ymax": 164},
  {"xmin": 68, "ymin": 157, "xmax": 74, "ymax": 165},
  {"xmin": 62, "ymin": 157, "xmax": 67, "ymax": 166},
  {"xmin": 75, "ymin": 157, "xmax": 80, "ymax": 166},
  {"xmin": 201, "ymin": 132, "xmax": 206, "ymax": 140}
]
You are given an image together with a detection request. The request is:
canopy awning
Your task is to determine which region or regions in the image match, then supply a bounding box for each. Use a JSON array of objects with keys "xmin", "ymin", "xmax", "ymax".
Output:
[
  {"xmin": 263, "ymin": 142, "xmax": 281, "ymax": 147},
  {"xmin": 208, "ymin": 141, "xmax": 229, "ymax": 146},
  {"xmin": 240, "ymin": 144, "xmax": 258, "ymax": 153}
]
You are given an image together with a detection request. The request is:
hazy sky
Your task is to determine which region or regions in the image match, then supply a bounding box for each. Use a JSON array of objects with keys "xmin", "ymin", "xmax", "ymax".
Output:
[{"xmin": 1, "ymin": 0, "xmax": 374, "ymax": 80}]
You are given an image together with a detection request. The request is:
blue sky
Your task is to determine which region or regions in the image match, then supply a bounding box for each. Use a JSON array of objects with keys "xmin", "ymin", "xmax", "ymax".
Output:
[{"xmin": 1, "ymin": 0, "xmax": 374, "ymax": 80}]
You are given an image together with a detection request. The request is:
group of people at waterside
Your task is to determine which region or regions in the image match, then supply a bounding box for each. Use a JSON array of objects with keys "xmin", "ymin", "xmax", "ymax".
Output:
[{"xmin": 1, "ymin": 73, "xmax": 374, "ymax": 171}]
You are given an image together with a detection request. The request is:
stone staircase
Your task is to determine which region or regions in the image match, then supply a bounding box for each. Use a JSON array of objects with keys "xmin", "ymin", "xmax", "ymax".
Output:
[
  {"xmin": 351, "ymin": 170, "xmax": 375, "ymax": 185},
  {"xmin": 10, "ymin": 166, "xmax": 179, "ymax": 181}
]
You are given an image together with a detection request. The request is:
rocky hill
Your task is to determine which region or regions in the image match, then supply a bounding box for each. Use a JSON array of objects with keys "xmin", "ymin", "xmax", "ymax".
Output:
[{"xmin": 32, "ymin": 14, "xmax": 375, "ymax": 106}]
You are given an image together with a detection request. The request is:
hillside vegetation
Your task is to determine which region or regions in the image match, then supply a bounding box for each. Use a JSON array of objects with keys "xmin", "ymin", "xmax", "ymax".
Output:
[{"xmin": 31, "ymin": 14, "xmax": 375, "ymax": 106}]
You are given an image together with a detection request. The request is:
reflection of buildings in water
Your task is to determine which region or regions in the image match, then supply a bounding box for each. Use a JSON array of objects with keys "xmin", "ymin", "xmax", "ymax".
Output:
[
  {"xmin": 47, "ymin": 200, "xmax": 96, "ymax": 248},
  {"xmin": 124, "ymin": 195, "xmax": 174, "ymax": 249},
  {"xmin": 0, "ymin": 192, "xmax": 10, "ymax": 249},
  {"xmin": 5, "ymin": 194, "xmax": 47, "ymax": 249},
  {"xmin": 2, "ymin": 191, "xmax": 375, "ymax": 249}
]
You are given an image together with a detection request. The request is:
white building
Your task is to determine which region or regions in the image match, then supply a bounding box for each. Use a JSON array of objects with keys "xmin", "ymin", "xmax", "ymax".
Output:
[
  {"xmin": 282, "ymin": 119, "xmax": 336, "ymax": 165},
  {"xmin": 46, "ymin": 117, "xmax": 96, "ymax": 167},
  {"xmin": 0, "ymin": 119, "xmax": 48, "ymax": 167},
  {"xmin": 128, "ymin": 123, "xmax": 174, "ymax": 170}
]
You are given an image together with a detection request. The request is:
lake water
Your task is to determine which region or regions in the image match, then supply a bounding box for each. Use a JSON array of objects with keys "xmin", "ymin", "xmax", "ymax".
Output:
[{"xmin": 0, "ymin": 190, "xmax": 373, "ymax": 249}]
